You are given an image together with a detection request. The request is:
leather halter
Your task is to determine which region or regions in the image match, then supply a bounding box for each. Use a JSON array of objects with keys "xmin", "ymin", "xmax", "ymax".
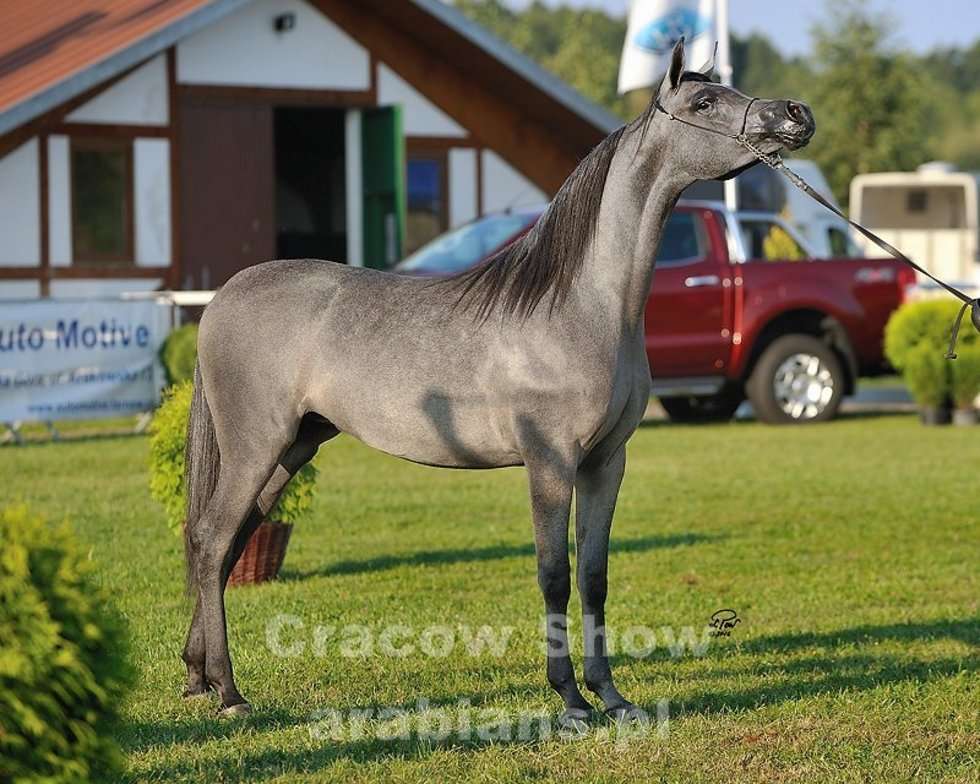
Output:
[{"xmin": 653, "ymin": 95, "xmax": 980, "ymax": 359}]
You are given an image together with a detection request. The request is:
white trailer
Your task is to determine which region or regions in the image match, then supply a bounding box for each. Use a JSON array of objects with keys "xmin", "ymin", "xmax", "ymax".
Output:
[{"xmin": 850, "ymin": 163, "xmax": 980, "ymax": 291}]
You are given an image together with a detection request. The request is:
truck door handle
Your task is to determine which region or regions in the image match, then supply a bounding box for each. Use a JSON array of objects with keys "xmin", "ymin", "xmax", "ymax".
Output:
[{"xmin": 684, "ymin": 275, "xmax": 721, "ymax": 288}]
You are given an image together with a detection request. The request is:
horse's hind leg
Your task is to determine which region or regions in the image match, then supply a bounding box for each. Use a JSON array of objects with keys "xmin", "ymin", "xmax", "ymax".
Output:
[{"xmin": 186, "ymin": 414, "xmax": 337, "ymax": 712}]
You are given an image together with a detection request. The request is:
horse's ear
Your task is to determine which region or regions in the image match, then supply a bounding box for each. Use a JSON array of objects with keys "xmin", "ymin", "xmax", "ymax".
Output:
[
  {"xmin": 698, "ymin": 41, "xmax": 718, "ymax": 78},
  {"xmin": 668, "ymin": 36, "xmax": 686, "ymax": 90}
]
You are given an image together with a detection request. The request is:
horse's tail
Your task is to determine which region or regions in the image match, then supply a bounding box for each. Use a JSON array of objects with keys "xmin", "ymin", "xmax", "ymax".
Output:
[{"xmin": 184, "ymin": 360, "xmax": 220, "ymax": 597}]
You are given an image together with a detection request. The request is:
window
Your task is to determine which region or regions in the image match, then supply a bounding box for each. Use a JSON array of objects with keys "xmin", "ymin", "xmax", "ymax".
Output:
[
  {"xmin": 395, "ymin": 211, "xmax": 538, "ymax": 275},
  {"xmin": 71, "ymin": 138, "xmax": 132, "ymax": 265},
  {"xmin": 740, "ymin": 219, "xmax": 807, "ymax": 261},
  {"xmin": 906, "ymin": 190, "xmax": 928, "ymax": 213},
  {"xmin": 405, "ymin": 155, "xmax": 446, "ymax": 254},
  {"xmin": 827, "ymin": 227, "xmax": 850, "ymax": 257},
  {"xmin": 655, "ymin": 211, "xmax": 707, "ymax": 265}
]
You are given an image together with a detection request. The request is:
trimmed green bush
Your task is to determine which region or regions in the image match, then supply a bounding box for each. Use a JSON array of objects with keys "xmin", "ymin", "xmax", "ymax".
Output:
[
  {"xmin": 0, "ymin": 505, "xmax": 131, "ymax": 784},
  {"xmin": 903, "ymin": 344, "xmax": 949, "ymax": 408},
  {"xmin": 882, "ymin": 300, "xmax": 980, "ymax": 413},
  {"xmin": 148, "ymin": 381, "xmax": 194, "ymax": 535},
  {"xmin": 951, "ymin": 345, "xmax": 980, "ymax": 409},
  {"xmin": 159, "ymin": 323, "xmax": 199, "ymax": 386},
  {"xmin": 148, "ymin": 381, "xmax": 318, "ymax": 534},
  {"xmin": 883, "ymin": 299, "xmax": 975, "ymax": 371}
]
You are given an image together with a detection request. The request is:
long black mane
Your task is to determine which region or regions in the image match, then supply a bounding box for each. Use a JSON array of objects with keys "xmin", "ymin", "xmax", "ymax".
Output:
[
  {"xmin": 443, "ymin": 72, "xmax": 719, "ymax": 322},
  {"xmin": 446, "ymin": 123, "xmax": 630, "ymax": 321}
]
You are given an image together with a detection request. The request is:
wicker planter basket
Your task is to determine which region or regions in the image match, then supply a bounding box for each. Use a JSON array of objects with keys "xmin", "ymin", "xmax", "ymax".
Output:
[{"xmin": 228, "ymin": 521, "xmax": 293, "ymax": 586}]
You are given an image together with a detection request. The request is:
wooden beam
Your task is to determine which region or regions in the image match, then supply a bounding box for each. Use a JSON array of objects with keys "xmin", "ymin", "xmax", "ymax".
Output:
[
  {"xmin": 404, "ymin": 135, "xmax": 474, "ymax": 151},
  {"xmin": 176, "ymin": 84, "xmax": 375, "ymax": 108},
  {"xmin": 49, "ymin": 122, "xmax": 170, "ymax": 138},
  {"xmin": 0, "ymin": 267, "xmax": 42, "ymax": 280},
  {"xmin": 311, "ymin": 0, "xmax": 580, "ymax": 196},
  {"xmin": 0, "ymin": 265, "xmax": 169, "ymax": 280}
]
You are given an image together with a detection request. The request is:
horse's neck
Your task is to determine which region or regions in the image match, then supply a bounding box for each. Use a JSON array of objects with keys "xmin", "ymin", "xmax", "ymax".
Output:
[{"xmin": 583, "ymin": 129, "xmax": 687, "ymax": 332}]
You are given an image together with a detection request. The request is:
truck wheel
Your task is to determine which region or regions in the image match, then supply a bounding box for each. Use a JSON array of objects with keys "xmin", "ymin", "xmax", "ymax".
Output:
[
  {"xmin": 746, "ymin": 335, "xmax": 844, "ymax": 424},
  {"xmin": 658, "ymin": 390, "xmax": 744, "ymax": 423}
]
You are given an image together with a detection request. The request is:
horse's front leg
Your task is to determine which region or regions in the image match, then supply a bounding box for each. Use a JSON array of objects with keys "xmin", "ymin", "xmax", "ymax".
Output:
[
  {"xmin": 525, "ymin": 453, "xmax": 596, "ymax": 729},
  {"xmin": 575, "ymin": 446, "xmax": 642, "ymax": 721}
]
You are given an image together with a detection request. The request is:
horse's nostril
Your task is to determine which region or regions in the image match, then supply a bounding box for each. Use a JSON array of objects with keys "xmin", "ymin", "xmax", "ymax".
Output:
[{"xmin": 786, "ymin": 101, "xmax": 805, "ymax": 124}]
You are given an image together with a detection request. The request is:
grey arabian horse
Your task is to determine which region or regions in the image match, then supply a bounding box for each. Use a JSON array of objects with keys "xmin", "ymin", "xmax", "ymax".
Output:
[{"xmin": 182, "ymin": 39, "xmax": 815, "ymax": 725}]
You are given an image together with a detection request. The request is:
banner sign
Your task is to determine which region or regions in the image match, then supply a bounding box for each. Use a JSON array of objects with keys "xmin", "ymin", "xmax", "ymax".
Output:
[
  {"xmin": 619, "ymin": 0, "xmax": 717, "ymax": 94},
  {"xmin": 0, "ymin": 300, "xmax": 170, "ymax": 422}
]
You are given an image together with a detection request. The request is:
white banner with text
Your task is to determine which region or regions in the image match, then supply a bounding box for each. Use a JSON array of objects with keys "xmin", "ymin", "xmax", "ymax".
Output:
[{"xmin": 0, "ymin": 300, "xmax": 170, "ymax": 422}]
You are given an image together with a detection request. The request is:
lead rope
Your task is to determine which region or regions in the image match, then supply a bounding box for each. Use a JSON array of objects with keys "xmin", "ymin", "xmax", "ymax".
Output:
[
  {"xmin": 736, "ymin": 135, "xmax": 980, "ymax": 360},
  {"xmin": 655, "ymin": 99, "xmax": 980, "ymax": 359}
]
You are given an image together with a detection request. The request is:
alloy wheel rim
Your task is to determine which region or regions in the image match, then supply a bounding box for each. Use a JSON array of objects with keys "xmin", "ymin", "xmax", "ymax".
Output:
[{"xmin": 772, "ymin": 352, "xmax": 835, "ymax": 420}]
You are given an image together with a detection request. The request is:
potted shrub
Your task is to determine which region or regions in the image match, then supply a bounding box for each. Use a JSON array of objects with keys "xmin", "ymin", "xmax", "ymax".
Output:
[
  {"xmin": 159, "ymin": 323, "xmax": 199, "ymax": 386},
  {"xmin": 884, "ymin": 300, "xmax": 969, "ymax": 424},
  {"xmin": 148, "ymin": 382, "xmax": 317, "ymax": 585},
  {"xmin": 951, "ymin": 345, "xmax": 980, "ymax": 425},
  {"xmin": 903, "ymin": 345, "xmax": 950, "ymax": 425}
]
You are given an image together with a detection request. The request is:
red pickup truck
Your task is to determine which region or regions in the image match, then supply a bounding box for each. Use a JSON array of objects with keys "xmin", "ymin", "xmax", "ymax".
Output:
[{"xmin": 396, "ymin": 200, "xmax": 914, "ymax": 424}]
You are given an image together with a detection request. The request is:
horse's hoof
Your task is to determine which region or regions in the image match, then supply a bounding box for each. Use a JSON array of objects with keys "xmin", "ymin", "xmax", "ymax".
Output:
[
  {"xmin": 604, "ymin": 702, "xmax": 649, "ymax": 725},
  {"xmin": 182, "ymin": 687, "xmax": 211, "ymax": 700},
  {"xmin": 557, "ymin": 707, "xmax": 593, "ymax": 735},
  {"xmin": 217, "ymin": 702, "xmax": 252, "ymax": 718}
]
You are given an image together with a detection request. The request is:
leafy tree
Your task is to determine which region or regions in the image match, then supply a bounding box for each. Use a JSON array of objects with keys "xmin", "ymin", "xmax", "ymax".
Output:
[
  {"xmin": 732, "ymin": 33, "xmax": 811, "ymax": 97},
  {"xmin": 454, "ymin": 0, "xmax": 978, "ymax": 195},
  {"xmin": 793, "ymin": 0, "xmax": 935, "ymax": 204},
  {"xmin": 454, "ymin": 0, "xmax": 630, "ymax": 118}
]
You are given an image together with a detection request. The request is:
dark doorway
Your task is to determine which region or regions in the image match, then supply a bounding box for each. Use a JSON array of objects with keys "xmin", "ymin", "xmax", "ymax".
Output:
[{"xmin": 274, "ymin": 107, "xmax": 347, "ymax": 262}]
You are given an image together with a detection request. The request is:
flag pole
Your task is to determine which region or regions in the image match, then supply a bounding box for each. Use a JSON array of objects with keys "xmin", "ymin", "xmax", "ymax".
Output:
[{"xmin": 717, "ymin": 0, "xmax": 738, "ymax": 212}]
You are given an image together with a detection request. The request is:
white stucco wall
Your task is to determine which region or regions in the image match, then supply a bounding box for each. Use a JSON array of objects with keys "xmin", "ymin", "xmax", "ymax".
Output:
[
  {"xmin": 47, "ymin": 136, "xmax": 72, "ymax": 268},
  {"xmin": 0, "ymin": 139, "xmax": 40, "ymax": 267},
  {"xmin": 134, "ymin": 139, "xmax": 171, "ymax": 267},
  {"xmin": 65, "ymin": 55, "xmax": 169, "ymax": 126},
  {"xmin": 344, "ymin": 110, "xmax": 364, "ymax": 266},
  {"xmin": 48, "ymin": 279, "xmax": 164, "ymax": 299},
  {"xmin": 177, "ymin": 0, "xmax": 370, "ymax": 90},
  {"xmin": 481, "ymin": 149, "xmax": 547, "ymax": 214},
  {"xmin": 377, "ymin": 64, "xmax": 466, "ymax": 138},
  {"xmin": 0, "ymin": 280, "xmax": 42, "ymax": 300},
  {"xmin": 448, "ymin": 148, "xmax": 478, "ymax": 227}
]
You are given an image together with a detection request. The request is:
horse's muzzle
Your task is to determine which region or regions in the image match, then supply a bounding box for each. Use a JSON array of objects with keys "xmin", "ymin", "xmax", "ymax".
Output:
[{"xmin": 761, "ymin": 100, "xmax": 815, "ymax": 150}]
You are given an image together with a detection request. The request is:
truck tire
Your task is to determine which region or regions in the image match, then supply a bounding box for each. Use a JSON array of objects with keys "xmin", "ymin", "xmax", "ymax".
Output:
[
  {"xmin": 746, "ymin": 334, "xmax": 844, "ymax": 424},
  {"xmin": 658, "ymin": 390, "xmax": 744, "ymax": 423}
]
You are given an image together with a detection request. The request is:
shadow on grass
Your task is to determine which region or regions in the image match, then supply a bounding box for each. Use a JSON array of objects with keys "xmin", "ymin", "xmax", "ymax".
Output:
[
  {"xmin": 655, "ymin": 617, "xmax": 979, "ymax": 717},
  {"xmin": 281, "ymin": 532, "xmax": 719, "ymax": 580},
  {"xmin": 124, "ymin": 617, "xmax": 977, "ymax": 781}
]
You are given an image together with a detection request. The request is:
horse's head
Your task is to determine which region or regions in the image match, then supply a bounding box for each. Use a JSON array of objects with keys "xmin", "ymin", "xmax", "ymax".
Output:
[{"xmin": 651, "ymin": 38, "xmax": 815, "ymax": 181}]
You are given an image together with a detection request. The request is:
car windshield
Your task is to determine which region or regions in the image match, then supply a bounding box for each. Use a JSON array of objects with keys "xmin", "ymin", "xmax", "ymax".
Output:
[{"xmin": 395, "ymin": 212, "xmax": 539, "ymax": 274}]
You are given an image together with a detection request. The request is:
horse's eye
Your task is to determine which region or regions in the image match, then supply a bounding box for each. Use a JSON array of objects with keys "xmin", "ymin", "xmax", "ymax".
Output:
[{"xmin": 695, "ymin": 96, "xmax": 715, "ymax": 112}]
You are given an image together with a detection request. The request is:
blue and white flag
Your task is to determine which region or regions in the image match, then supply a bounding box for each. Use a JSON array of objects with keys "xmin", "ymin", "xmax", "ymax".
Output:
[{"xmin": 618, "ymin": 0, "xmax": 717, "ymax": 93}]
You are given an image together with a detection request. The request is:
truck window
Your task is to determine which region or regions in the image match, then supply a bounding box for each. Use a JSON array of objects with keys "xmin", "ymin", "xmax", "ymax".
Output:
[
  {"xmin": 740, "ymin": 219, "xmax": 807, "ymax": 261},
  {"xmin": 827, "ymin": 227, "xmax": 850, "ymax": 257},
  {"xmin": 656, "ymin": 212, "xmax": 708, "ymax": 266}
]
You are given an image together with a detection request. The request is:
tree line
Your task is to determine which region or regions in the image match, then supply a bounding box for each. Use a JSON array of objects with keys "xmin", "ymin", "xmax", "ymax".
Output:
[{"xmin": 455, "ymin": 0, "xmax": 980, "ymax": 205}]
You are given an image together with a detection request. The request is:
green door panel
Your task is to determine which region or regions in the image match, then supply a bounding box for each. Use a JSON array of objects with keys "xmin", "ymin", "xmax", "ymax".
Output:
[{"xmin": 362, "ymin": 106, "xmax": 406, "ymax": 268}]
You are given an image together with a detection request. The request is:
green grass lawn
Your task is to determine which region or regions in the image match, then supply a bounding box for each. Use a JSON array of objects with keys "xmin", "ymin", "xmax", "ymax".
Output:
[{"xmin": 2, "ymin": 414, "xmax": 977, "ymax": 783}]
